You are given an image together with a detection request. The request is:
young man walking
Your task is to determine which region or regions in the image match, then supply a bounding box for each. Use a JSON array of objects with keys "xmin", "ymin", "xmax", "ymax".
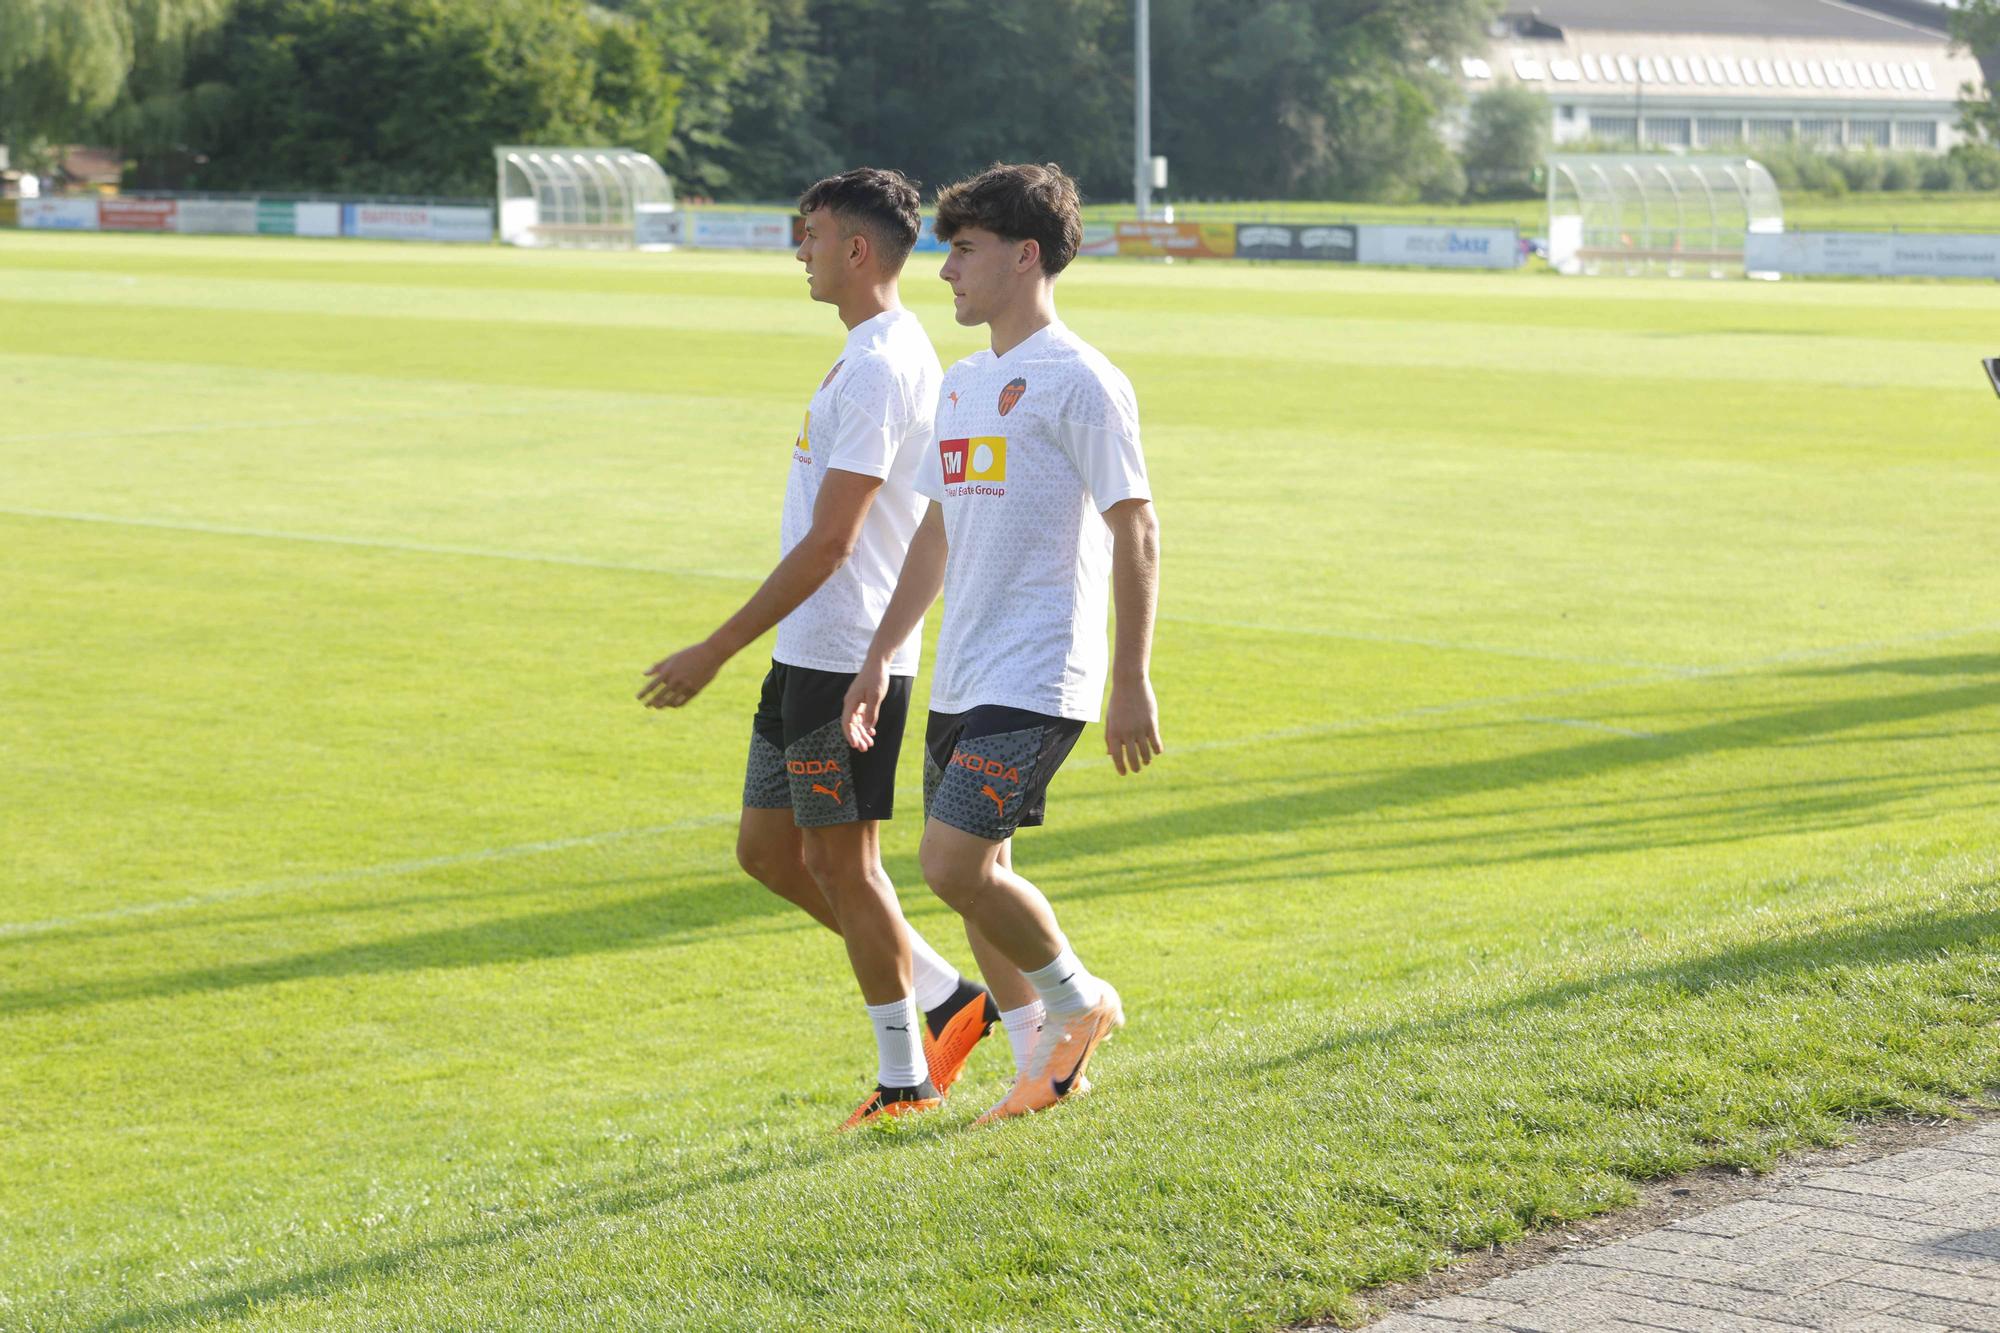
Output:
[
  {"xmin": 844, "ymin": 163, "xmax": 1163, "ymax": 1125},
  {"xmin": 638, "ymin": 168, "xmax": 1002, "ymax": 1129}
]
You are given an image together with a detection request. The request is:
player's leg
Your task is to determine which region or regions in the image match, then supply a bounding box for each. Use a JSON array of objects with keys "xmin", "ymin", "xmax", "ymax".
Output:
[
  {"xmin": 739, "ymin": 662, "xmax": 841, "ymax": 930},
  {"xmin": 736, "ymin": 806, "xmax": 840, "ymax": 931},
  {"xmin": 917, "ymin": 707, "xmax": 1121, "ymax": 1123},
  {"xmin": 961, "ymin": 847, "xmax": 1043, "ymax": 1080},
  {"xmin": 784, "ymin": 668, "xmax": 996, "ymax": 1127}
]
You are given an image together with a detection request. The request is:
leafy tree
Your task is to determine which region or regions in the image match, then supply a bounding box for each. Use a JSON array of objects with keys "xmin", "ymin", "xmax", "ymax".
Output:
[
  {"xmin": 1460, "ymin": 84, "xmax": 1547, "ymax": 197},
  {"xmin": 0, "ymin": 0, "xmax": 230, "ymax": 169},
  {"xmin": 176, "ymin": 0, "xmax": 678, "ymax": 196},
  {"xmin": 1949, "ymin": 0, "xmax": 2000, "ymax": 143}
]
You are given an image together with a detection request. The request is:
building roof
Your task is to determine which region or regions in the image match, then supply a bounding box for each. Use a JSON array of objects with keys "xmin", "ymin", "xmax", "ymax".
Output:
[{"xmin": 1500, "ymin": 0, "xmax": 1949, "ymax": 43}]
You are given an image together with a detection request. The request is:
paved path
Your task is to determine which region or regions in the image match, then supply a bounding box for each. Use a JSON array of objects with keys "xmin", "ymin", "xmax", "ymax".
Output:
[{"xmin": 1370, "ymin": 1121, "xmax": 2000, "ymax": 1332}]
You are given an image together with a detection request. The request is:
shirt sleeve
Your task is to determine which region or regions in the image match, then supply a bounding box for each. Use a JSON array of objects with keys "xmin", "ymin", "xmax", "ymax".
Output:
[
  {"xmin": 822, "ymin": 355, "xmax": 904, "ymax": 481},
  {"xmin": 1057, "ymin": 362, "xmax": 1150, "ymax": 511}
]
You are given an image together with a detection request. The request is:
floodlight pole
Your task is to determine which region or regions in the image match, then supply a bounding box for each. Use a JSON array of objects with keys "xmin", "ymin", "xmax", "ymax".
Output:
[{"xmin": 1134, "ymin": 0, "xmax": 1152, "ymax": 220}]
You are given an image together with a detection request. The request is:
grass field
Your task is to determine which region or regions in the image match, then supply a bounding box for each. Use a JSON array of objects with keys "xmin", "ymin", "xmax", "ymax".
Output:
[{"xmin": 2, "ymin": 231, "xmax": 1997, "ymax": 1332}]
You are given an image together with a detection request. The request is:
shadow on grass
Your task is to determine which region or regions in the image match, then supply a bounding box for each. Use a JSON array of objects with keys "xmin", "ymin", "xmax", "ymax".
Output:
[
  {"xmin": 0, "ymin": 875, "xmax": 798, "ymax": 1017},
  {"xmin": 1026, "ymin": 666, "xmax": 2000, "ymax": 877},
  {"xmin": 72, "ymin": 896, "xmax": 1999, "ymax": 1332}
]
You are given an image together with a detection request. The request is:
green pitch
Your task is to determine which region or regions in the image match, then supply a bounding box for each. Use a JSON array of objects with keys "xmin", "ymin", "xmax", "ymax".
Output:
[{"xmin": 2, "ymin": 232, "xmax": 1995, "ymax": 1331}]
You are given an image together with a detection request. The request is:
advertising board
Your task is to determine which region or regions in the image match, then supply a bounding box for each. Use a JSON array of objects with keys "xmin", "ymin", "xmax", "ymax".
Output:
[
  {"xmin": 1355, "ymin": 225, "xmax": 1519, "ymax": 270},
  {"xmin": 176, "ymin": 199, "xmax": 259, "ymax": 235},
  {"xmin": 1234, "ymin": 223, "xmax": 1358, "ymax": 262},
  {"xmin": 256, "ymin": 201, "xmax": 295, "ymax": 235},
  {"xmin": 343, "ymin": 203, "xmax": 491, "ymax": 243},
  {"xmin": 1744, "ymin": 230, "xmax": 2000, "ymax": 280},
  {"xmin": 634, "ymin": 206, "xmax": 682, "ymax": 248},
  {"xmin": 686, "ymin": 210, "xmax": 793, "ymax": 250},
  {"xmin": 99, "ymin": 197, "xmax": 178, "ymax": 232},
  {"xmin": 20, "ymin": 198, "xmax": 101, "ymax": 230},
  {"xmin": 295, "ymin": 202, "xmax": 341, "ymax": 238},
  {"xmin": 1078, "ymin": 222, "xmax": 1118, "ymax": 258},
  {"xmin": 1114, "ymin": 221, "xmax": 1237, "ymax": 259}
]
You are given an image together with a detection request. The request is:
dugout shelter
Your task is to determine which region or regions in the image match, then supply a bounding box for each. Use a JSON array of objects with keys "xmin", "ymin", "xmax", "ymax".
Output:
[
  {"xmin": 1546, "ymin": 153, "xmax": 1783, "ymax": 277},
  {"xmin": 495, "ymin": 146, "xmax": 676, "ymax": 250}
]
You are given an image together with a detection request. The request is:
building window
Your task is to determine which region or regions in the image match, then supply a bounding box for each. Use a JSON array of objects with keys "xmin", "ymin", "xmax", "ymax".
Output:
[
  {"xmin": 1894, "ymin": 120, "xmax": 1939, "ymax": 149},
  {"xmin": 1561, "ymin": 105, "xmax": 1577, "ymax": 120},
  {"xmin": 1697, "ymin": 117, "xmax": 1744, "ymax": 147},
  {"xmin": 1724, "ymin": 56, "xmax": 1745, "ymax": 85},
  {"xmin": 1617, "ymin": 54, "xmax": 1636, "ymax": 82},
  {"xmin": 1888, "ymin": 63, "xmax": 1908, "ymax": 91},
  {"xmin": 1799, "ymin": 118, "xmax": 1842, "ymax": 145},
  {"xmin": 1670, "ymin": 56, "xmax": 1691, "ymax": 82},
  {"xmin": 1917, "ymin": 63, "xmax": 1936, "ymax": 91},
  {"xmin": 1857, "ymin": 62, "xmax": 1875, "ymax": 89},
  {"xmin": 1590, "ymin": 114, "xmax": 1638, "ymax": 144},
  {"xmin": 1826, "ymin": 61, "xmax": 1848, "ymax": 88},
  {"xmin": 1790, "ymin": 60, "xmax": 1810, "ymax": 86},
  {"xmin": 1551, "ymin": 58, "xmax": 1581, "ymax": 81},
  {"xmin": 1757, "ymin": 58, "xmax": 1778, "ymax": 86},
  {"xmin": 1747, "ymin": 119, "xmax": 1793, "ymax": 145},
  {"xmin": 1848, "ymin": 119, "xmax": 1891, "ymax": 147},
  {"xmin": 1644, "ymin": 116, "xmax": 1692, "ymax": 146},
  {"xmin": 1582, "ymin": 53, "xmax": 1601, "ymax": 80}
]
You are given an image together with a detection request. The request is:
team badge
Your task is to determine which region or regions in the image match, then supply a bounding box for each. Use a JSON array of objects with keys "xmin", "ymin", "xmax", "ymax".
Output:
[
  {"xmin": 998, "ymin": 377, "xmax": 1027, "ymax": 416},
  {"xmin": 820, "ymin": 359, "xmax": 844, "ymax": 390}
]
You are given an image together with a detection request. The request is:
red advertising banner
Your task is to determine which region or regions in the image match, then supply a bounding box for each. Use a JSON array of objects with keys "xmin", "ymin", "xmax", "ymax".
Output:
[
  {"xmin": 1114, "ymin": 221, "xmax": 1237, "ymax": 259},
  {"xmin": 99, "ymin": 197, "xmax": 178, "ymax": 232}
]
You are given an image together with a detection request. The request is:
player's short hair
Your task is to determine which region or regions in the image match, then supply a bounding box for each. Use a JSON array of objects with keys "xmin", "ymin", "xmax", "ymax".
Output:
[
  {"xmin": 797, "ymin": 167, "xmax": 922, "ymax": 272},
  {"xmin": 933, "ymin": 162, "xmax": 1082, "ymax": 277}
]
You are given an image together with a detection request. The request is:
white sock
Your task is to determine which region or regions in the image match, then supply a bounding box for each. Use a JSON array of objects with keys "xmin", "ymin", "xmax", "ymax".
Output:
[
  {"xmin": 907, "ymin": 929, "xmax": 961, "ymax": 1013},
  {"xmin": 999, "ymin": 1001, "xmax": 1046, "ymax": 1078},
  {"xmin": 865, "ymin": 996, "xmax": 928, "ymax": 1088},
  {"xmin": 1023, "ymin": 944, "xmax": 1101, "ymax": 1020}
]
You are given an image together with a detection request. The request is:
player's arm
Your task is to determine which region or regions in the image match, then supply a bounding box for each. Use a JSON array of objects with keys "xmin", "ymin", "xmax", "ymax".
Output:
[
  {"xmin": 842, "ymin": 501, "xmax": 947, "ymax": 749},
  {"xmin": 1103, "ymin": 497, "xmax": 1162, "ymax": 775},
  {"xmin": 638, "ymin": 469, "xmax": 884, "ymax": 709}
]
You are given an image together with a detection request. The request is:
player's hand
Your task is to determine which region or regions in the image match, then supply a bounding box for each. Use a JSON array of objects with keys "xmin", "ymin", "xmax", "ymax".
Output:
[
  {"xmin": 638, "ymin": 641, "xmax": 725, "ymax": 709},
  {"xmin": 842, "ymin": 661, "xmax": 890, "ymax": 750},
  {"xmin": 1104, "ymin": 677, "xmax": 1163, "ymax": 776}
]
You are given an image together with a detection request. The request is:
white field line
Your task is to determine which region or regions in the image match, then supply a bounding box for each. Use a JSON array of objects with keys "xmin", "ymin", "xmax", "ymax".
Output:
[
  {"xmin": 0, "ymin": 405, "xmax": 553, "ymax": 445},
  {"xmin": 0, "ymin": 815, "xmax": 736, "ymax": 939},
  {"xmin": 1519, "ymin": 716, "xmax": 1661, "ymax": 739},
  {"xmin": 0, "ymin": 507, "xmax": 765, "ymax": 584}
]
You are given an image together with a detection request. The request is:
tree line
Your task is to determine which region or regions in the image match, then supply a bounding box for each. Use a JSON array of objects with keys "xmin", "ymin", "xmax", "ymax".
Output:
[
  {"xmin": 6, "ymin": 0, "xmax": 1996, "ymax": 206},
  {"xmin": 1, "ymin": 0, "xmax": 1506, "ymax": 203}
]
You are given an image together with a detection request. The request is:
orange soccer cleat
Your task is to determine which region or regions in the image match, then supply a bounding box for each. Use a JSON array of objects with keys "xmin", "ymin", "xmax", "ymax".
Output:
[
  {"xmin": 922, "ymin": 979, "xmax": 1001, "ymax": 1098},
  {"xmin": 840, "ymin": 1080, "xmax": 942, "ymax": 1132},
  {"xmin": 973, "ymin": 983, "xmax": 1122, "ymax": 1126}
]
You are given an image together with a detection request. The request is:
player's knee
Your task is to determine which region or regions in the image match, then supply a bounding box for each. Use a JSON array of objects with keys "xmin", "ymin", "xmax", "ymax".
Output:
[
  {"xmin": 736, "ymin": 832, "xmax": 785, "ymax": 888},
  {"xmin": 919, "ymin": 838, "xmax": 985, "ymax": 912}
]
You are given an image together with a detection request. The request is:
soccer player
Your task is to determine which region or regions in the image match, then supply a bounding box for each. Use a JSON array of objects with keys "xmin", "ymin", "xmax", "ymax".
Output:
[
  {"xmin": 843, "ymin": 162, "xmax": 1162, "ymax": 1125},
  {"xmin": 638, "ymin": 168, "xmax": 1004, "ymax": 1130}
]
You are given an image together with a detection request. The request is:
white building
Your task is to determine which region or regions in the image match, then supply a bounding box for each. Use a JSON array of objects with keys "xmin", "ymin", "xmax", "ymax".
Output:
[{"xmin": 1459, "ymin": 0, "xmax": 1987, "ymax": 152}]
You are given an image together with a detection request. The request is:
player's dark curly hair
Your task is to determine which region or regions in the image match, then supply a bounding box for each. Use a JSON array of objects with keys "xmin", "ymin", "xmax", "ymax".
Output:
[
  {"xmin": 933, "ymin": 162, "xmax": 1082, "ymax": 277},
  {"xmin": 797, "ymin": 167, "xmax": 923, "ymax": 271}
]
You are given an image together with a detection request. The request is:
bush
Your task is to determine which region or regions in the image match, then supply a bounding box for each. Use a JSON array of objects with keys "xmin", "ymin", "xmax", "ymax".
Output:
[
  {"xmin": 1834, "ymin": 151, "xmax": 1886, "ymax": 192},
  {"xmin": 1879, "ymin": 154, "xmax": 1920, "ymax": 191},
  {"xmin": 1948, "ymin": 141, "xmax": 2000, "ymax": 189},
  {"xmin": 1459, "ymin": 86, "xmax": 1548, "ymax": 198},
  {"xmin": 1921, "ymin": 154, "xmax": 1969, "ymax": 191}
]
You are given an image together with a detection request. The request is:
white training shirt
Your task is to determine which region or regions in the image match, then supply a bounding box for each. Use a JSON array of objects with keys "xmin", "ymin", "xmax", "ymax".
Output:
[
  {"xmin": 915, "ymin": 320, "xmax": 1150, "ymax": 723},
  {"xmin": 773, "ymin": 307, "xmax": 941, "ymax": 676}
]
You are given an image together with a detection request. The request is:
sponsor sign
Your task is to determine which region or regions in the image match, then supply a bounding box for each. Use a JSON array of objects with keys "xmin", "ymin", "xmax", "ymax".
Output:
[
  {"xmin": 1114, "ymin": 221, "xmax": 1236, "ymax": 259},
  {"xmin": 686, "ymin": 209, "xmax": 793, "ymax": 251},
  {"xmin": 1355, "ymin": 225, "xmax": 1519, "ymax": 270},
  {"xmin": 634, "ymin": 206, "xmax": 681, "ymax": 248},
  {"xmin": 343, "ymin": 203, "xmax": 491, "ymax": 243},
  {"xmin": 912, "ymin": 215, "xmax": 947, "ymax": 254},
  {"xmin": 1078, "ymin": 222, "xmax": 1118, "ymax": 258},
  {"xmin": 295, "ymin": 202, "xmax": 341, "ymax": 238},
  {"xmin": 1744, "ymin": 230, "xmax": 2000, "ymax": 280},
  {"xmin": 0, "ymin": 199, "xmax": 17, "ymax": 229},
  {"xmin": 176, "ymin": 199, "xmax": 258, "ymax": 235},
  {"xmin": 1234, "ymin": 223, "xmax": 1359, "ymax": 263},
  {"xmin": 20, "ymin": 197, "xmax": 100, "ymax": 230},
  {"xmin": 100, "ymin": 197, "xmax": 178, "ymax": 232},
  {"xmin": 256, "ymin": 200, "xmax": 295, "ymax": 235}
]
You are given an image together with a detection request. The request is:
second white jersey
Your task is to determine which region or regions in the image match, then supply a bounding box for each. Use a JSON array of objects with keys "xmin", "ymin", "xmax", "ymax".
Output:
[
  {"xmin": 773, "ymin": 308, "xmax": 940, "ymax": 676},
  {"xmin": 915, "ymin": 321, "xmax": 1150, "ymax": 722}
]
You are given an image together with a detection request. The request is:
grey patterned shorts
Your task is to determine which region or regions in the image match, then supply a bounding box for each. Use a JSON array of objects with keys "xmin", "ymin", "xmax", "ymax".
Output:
[
  {"xmin": 743, "ymin": 660, "xmax": 912, "ymax": 827},
  {"xmin": 922, "ymin": 705, "xmax": 1086, "ymax": 841}
]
